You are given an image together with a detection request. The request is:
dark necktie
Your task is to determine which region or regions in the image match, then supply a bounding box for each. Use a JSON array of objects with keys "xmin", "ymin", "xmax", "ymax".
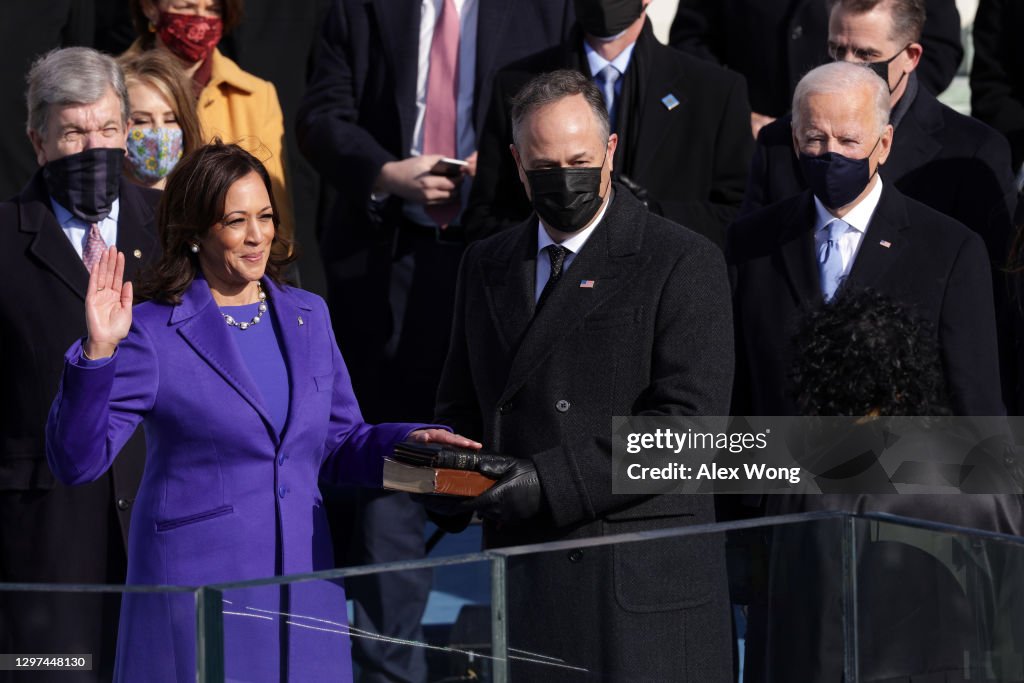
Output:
[{"xmin": 536, "ymin": 244, "xmax": 569, "ymax": 312}]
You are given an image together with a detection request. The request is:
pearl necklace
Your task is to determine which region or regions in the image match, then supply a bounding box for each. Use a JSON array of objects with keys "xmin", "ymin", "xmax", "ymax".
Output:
[{"xmin": 222, "ymin": 283, "xmax": 268, "ymax": 330}]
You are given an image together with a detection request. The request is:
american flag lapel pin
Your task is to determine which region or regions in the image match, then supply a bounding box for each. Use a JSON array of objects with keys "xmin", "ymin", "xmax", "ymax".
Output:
[
  {"xmin": 879, "ymin": 240, "xmax": 892, "ymax": 248},
  {"xmin": 579, "ymin": 280, "xmax": 596, "ymax": 289}
]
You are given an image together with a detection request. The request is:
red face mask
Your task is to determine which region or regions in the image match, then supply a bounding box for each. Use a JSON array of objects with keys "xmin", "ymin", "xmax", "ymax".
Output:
[{"xmin": 156, "ymin": 12, "xmax": 223, "ymax": 64}]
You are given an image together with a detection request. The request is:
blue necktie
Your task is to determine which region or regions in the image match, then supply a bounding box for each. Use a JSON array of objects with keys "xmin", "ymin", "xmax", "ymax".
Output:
[
  {"xmin": 819, "ymin": 219, "xmax": 849, "ymax": 301},
  {"xmin": 597, "ymin": 64, "xmax": 620, "ymax": 130}
]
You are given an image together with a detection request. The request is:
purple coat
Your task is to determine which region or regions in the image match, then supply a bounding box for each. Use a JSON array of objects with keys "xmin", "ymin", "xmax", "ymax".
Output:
[{"xmin": 46, "ymin": 278, "xmax": 421, "ymax": 681}]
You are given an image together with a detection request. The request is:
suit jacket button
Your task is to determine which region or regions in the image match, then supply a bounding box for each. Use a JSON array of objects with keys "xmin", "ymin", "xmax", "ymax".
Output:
[
  {"xmin": 555, "ymin": 400, "xmax": 570, "ymax": 413},
  {"xmin": 116, "ymin": 498, "xmax": 131, "ymax": 511},
  {"xmin": 278, "ymin": 485, "xmax": 287, "ymax": 499},
  {"xmin": 499, "ymin": 401, "xmax": 512, "ymax": 415},
  {"xmin": 568, "ymin": 549, "xmax": 583, "ymax": 563},
  {"xmin": 278, "ymin": 453, "xmax": 286, "ymax": 466}
]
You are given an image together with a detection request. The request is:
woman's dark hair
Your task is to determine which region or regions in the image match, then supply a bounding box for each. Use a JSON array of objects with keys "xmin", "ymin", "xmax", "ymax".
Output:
[
  {"xmin": 137, "ymin": 141, "xmax": 295, "ymax": 304},
  {"xmin": 129, "ymin": 0, "xmax": 244, "ymax": 51},
  {"xmin": 790, "ymin": 289, "xmax": 950, "ymax": 416}
]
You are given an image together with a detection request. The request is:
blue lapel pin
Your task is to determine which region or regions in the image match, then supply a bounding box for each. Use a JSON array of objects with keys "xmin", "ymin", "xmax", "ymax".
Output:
[{"xmin": 661, "ymin": 94, "xmax": 680, "ymax": 111}]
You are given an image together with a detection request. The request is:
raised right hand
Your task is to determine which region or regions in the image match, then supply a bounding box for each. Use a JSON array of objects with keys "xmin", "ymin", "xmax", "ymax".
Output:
[
  {"xmin": 84, "ymin": 246, "xmax": 133, "ymax": 359},
  {"xmin": 375, "ymin": 154, "xmax": 461, "ymax": 204}
]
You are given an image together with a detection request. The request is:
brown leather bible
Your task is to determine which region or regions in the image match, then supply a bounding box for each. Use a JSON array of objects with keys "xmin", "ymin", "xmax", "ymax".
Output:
[{"xmin": 382, "ymin": 457, "xmax": 495, "ymax": 497}]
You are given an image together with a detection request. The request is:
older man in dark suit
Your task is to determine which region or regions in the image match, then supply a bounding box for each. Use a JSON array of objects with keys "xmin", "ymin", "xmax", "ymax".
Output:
[
  {"xmin": 742, "ymin": 0, "xmax": 1018, "ymax": 411},
  {"xmin": 0, "ymin": 47, "xmax": 159, "ymax": 682},
  {"xmin": 729, "ymin": 61, "xmax": 1002, "ymax": 418},
  {"xmin": 295, "ymin": 3, "xmax": 575, "ymax": 680},
  {"xmin": 436, "ymin": 69, "xmax": 735, "ymax": 681},
  {"xmin": 465, "ymin": 0, "xmax": 753, "ymax": 246}
]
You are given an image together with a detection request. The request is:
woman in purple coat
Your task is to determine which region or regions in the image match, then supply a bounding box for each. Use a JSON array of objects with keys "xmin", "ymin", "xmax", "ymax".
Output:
[{"xmin": 45, "ymin": 142, "xmax": 479, "ymax": 681}]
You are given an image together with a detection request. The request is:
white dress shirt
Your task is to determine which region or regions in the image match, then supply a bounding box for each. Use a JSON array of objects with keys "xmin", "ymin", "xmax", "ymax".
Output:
[
  {"xmin": 534, "ymin": 192, "xmax": 612, "ymax": 302},
  {"xmin": 406, "ymin": 0, "xmax": 479, "ymax": 227},
  {"xmin": 812, "ymin": 177, "xmax": 884, "ymax": 278},
  {"xmin": 51, "ymin": 197, "xmax": 119, "ymax": 259}
]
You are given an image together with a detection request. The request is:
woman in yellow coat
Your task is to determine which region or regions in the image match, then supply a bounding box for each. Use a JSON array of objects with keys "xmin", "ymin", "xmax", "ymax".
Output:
[{"xmin": 125, "ymin": 0, "xmax": 294, "ymax": 242}]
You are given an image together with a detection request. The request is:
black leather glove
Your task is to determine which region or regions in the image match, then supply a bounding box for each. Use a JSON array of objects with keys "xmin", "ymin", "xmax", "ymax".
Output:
[{"xmin": 464, "ymin": 457, "xmax": 543, "ymax": 523}]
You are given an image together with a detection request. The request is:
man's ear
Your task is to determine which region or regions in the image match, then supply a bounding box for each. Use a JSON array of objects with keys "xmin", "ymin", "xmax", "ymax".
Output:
[
  {"xmin": 27, "ymin": 129, "xmax": 47, "ymax": 167},
  {"xmin": 511, "ymin": 144, "xmax": 531, "ymax": 198},
  {"xmin": 606, "ymin": 133, "xmax": 618, "ymax": 172},
  {"xmin": 904, "ymin": 42, "xmax": 923, "ymax": 72}
]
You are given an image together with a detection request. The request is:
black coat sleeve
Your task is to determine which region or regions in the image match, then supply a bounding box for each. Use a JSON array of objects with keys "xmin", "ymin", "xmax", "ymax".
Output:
[{"xmin": 970, "ymin": 0, "xmax": 1024, "ymax": 171}]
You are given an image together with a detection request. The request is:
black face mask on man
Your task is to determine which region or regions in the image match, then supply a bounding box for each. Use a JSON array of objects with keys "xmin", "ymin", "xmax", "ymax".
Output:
[
  {"xmin": 42, "ymin": 147, "xmax": 124, "ymax": 222},
  {"xmin": 865, "ymin": 45, "xmax": 910, "ymax": 94},
  {"xmin": 573, "ymin": 0, "xmax": 645, "ymax": 39},
  {"xmin": 525, "ymin": 162, "xmax": 607, "ymax": 233},
  {"xmin": 798, "ymin": 137, "xmax": 881, "ymax": 210}
]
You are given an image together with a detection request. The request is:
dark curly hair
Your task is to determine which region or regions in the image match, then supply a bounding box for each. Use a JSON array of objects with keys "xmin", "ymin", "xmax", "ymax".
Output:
[
  {"xmin": 790, "ymin": 289, "xmax": 950, "ymax": 416},
  {"xmin": 136, "ymin": 141, "xmax": 296, "ymax": 304}
]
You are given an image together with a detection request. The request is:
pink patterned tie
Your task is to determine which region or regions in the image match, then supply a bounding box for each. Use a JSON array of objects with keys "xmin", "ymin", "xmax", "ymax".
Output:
[
  {"xmin": 422, "ymin": 0, "xmax": 461, "ymax": 228},
  {"xmin": 82, "ymin": 223, "xmax": 107, "ymax": 273}
]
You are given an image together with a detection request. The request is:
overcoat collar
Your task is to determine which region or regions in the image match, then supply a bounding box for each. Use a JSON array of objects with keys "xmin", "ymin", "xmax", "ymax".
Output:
[
  {"xmin": 20, "ymin": 171, "xmax": 158, "ymax": 301},
  {"xmin": 781, "ymin": 187, "xmax": 908, "ymax": 306},
  {"xmin": 170, "ymin": 276, "xmax": 314, "ymax": 445},
  {"xmin": 480, "ymin": 185, "xmax": 649, "ymax": 402}
]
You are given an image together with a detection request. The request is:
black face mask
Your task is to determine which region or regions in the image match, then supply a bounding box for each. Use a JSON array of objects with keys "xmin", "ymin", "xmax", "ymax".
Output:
[
  {"xmin": 865, "ymin": 45, "xmax": 910, "ymax": 94},
  {"xmin": 42, "ymin": 147, "xmax": 123, "ymax": 222},
  {"xmin": 798, "ymin": 137, "xmax": 881, "ymax": 209},
  {"xmin": 573, "ymin": 0, "xmax": 644, "ymax": 39},
  {"xmin": 525, "ymin": 165, "xmax": 606, "ymax": 233}
]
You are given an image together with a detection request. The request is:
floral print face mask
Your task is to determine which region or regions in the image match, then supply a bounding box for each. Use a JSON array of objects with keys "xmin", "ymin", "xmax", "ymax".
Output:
[{"xmin": 125, "ymin": 127, "xmax": 184, "ymax": 184}]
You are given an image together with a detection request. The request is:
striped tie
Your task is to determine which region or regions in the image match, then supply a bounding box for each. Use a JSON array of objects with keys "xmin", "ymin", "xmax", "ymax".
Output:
[{"xmin": 82, "ymin": 223, "xmax": 107, "ymax": 273}]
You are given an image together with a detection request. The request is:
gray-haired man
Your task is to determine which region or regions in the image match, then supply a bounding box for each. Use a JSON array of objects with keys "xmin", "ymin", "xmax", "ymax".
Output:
[{"xmin": 0, "ymin": 47, "xmax": 160, "ymax": 681}]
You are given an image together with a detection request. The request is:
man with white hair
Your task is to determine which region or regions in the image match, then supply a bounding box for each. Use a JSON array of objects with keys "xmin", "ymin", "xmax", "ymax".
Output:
[
  {"xmin": 0, "ymin": 47, "xmax": 160, "ymax": 681},
  {"xmin": 728, "ymin": 61, "xmax": 1002, "ymax": 417},
  {"xmin": 741, "ymin": 0, "xmax": 1019, "ymax": 410}
]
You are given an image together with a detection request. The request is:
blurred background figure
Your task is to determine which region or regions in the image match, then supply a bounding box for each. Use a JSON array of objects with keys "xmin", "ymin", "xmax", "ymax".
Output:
[
  {"xmin": 465, "ymin": 0, "xmax": 753, "ymax": 247},
  {"xmin": 296, "ymin": 3, "xmax": 577, "ymax": 681},
  {"xmin": 669, "ymin": 0, "xmax": 963, "ymax": 138},
  {"xmin": 117, "ymin": 50, "xmax": 204, "ymax": 190},
  {"xmin": 0, "ymin": 1, "xmax": 96, "ymax": 200},
  {"xmin": 970, "ymin": 0, "xmax": 1024, "ymax": 189},
  {"xmin": 0, "ymin": 47, "xmax": 161, "ymax": 682},
  {"xmin": 125, "ymin": 0, "xmax": 295, "ymax": 244}
]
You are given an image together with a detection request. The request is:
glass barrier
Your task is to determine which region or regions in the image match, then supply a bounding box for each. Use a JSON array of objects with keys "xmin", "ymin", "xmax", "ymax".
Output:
[{"xmin": 4, "ymin": 511, "xmax": 1024, "ymax": 682}]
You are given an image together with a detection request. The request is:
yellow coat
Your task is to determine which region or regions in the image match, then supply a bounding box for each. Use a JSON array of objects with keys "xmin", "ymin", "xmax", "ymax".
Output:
[{"xmin": 198, "ymin": 49, "xmax": 294, "ymax": 242}]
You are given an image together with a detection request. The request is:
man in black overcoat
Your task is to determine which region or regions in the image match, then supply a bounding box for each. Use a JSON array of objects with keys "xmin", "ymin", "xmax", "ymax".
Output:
[
  {"xmin": 729, "ymin": 61, "xmax": 1002, "ymax": 418},
  {"xmin": 464, "ymin": 0, "xmax": 752, "ymax": 247},
  {"xmin": 0, "ymin": 47, "xmax": 159, "ymax": 682},
  {"xmin": 436, "ymin": 69, "xmax": 735, "ymax": 682},
  {"xmin": 295, "ymin": 3, "xmax": 576, "ymax": 680},
  {"xmin": 742, "ymin": 0, "xmax": 1018, "ymax": 411}
]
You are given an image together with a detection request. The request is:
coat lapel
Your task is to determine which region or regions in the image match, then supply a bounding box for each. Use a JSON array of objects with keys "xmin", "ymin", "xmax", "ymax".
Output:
[
  {"xmin": 373, "ymin": 0, "xmax": 422, "ymax": 152},
  {"xmin": 172, "ymin": 277, "xmax": 277, "ymax": 442},
  {"xmin": 844, "ymin": 186, "xmax": 907, "ymax": 290},
  {"xmin": 263, "ymin": 281, "xmax": 314, "ymax": 443},
  {"xmin": 20, "ymin": 172, "xmax": 89, "ymax": 300},
  {"xmin": 499, "ymin": 190, "xmax": 644, "ymax": 403},
  {"xmin": 481, "ymin": 223, "xmax": 535, "ymax": 353},
  {"xmin": 115, "ymin": 182, "xmax": 161, "ymax": 280},
  {"xmin": 626, "ymin": 22, "xmax": 679, "ymax": 169},
  {"xmin": 778, "ymin": 192, "xmax": 824, "ymax": 308},
  {"xmin": 883, "ymin": 91, "xmax": 942, "ymax": 182}
]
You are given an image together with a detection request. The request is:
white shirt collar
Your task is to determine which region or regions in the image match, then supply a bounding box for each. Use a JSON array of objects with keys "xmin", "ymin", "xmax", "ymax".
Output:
[
  {"xmin": 536, "ymin": 190, "xmax": 612, "ymax": 257},
  {"xmin": 813, "ymin": 176, "xmax": 884, "ymax": 234},
  {"xmin": 584, "ymin": 40, "xmax": 636, "ymax": 79}
]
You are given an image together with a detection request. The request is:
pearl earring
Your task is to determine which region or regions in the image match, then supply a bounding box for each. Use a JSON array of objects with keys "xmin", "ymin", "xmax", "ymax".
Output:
[{"xmin": 190, "ymin": 243, "xmax": 200, "ymax": 253}]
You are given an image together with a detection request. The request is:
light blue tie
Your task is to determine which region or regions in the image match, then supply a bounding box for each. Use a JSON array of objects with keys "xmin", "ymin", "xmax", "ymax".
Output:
[
  {"xmin": 819, "ymin": 219, "xmax": 849, "ymax": 301},
  {"xmin": 597, "ymin": 64, "xmax": 620, "ymax": 130}
]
